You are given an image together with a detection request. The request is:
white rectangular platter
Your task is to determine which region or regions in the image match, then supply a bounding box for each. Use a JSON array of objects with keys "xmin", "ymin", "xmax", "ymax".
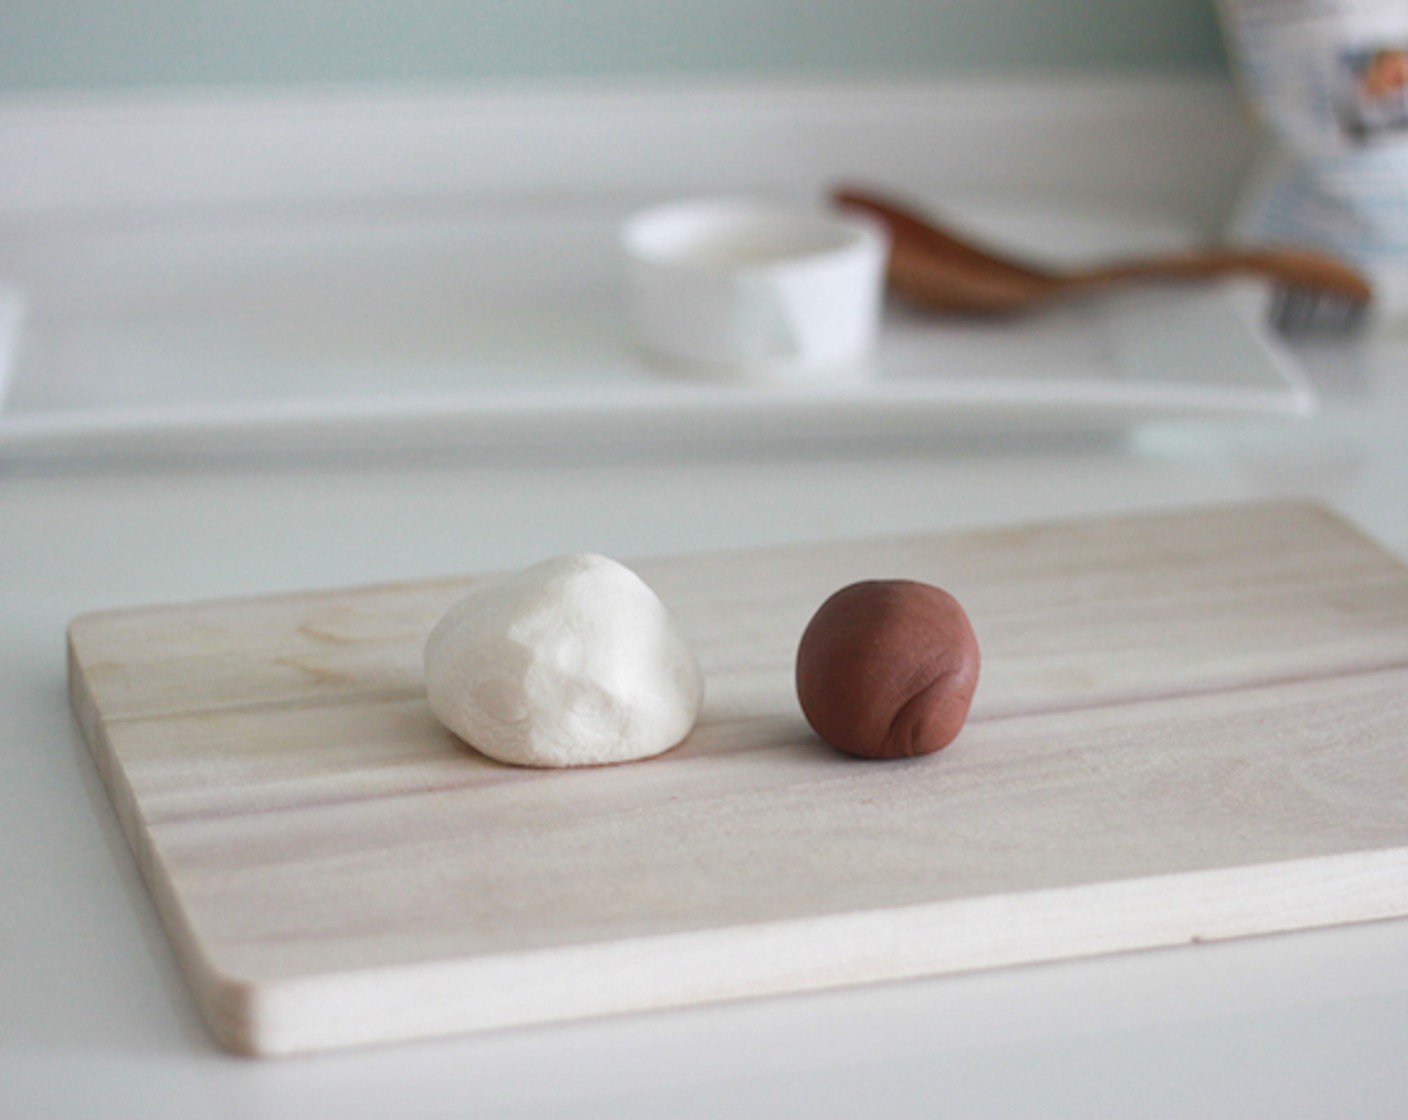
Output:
[
  {"xmin": 68, "ymin": 502, "xmax": 1408, "ymax": 1056},
  {"xmin": 1, "ymin": 201, "xmax": 1309, "ymax": 461}
]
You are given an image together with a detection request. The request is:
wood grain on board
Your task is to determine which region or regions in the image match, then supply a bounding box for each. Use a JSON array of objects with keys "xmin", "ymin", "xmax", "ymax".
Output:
[{"xmin": 68, "ymin": 501, "xmax": 1408, "ymax": 1056}]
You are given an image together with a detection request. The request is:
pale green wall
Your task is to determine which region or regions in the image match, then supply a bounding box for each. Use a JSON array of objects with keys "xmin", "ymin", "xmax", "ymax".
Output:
[{"xmin": 1, "ymin": 0, "xmax": 1227, "ymax": 94}]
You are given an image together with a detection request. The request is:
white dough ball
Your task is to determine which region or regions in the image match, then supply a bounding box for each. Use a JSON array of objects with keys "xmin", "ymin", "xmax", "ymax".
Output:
[{"xmin": 424, "ymin": 554, "xmax": 704, "ymax": 768}]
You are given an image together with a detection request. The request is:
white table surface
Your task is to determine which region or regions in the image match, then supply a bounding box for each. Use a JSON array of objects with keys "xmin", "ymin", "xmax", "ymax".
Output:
[
  {"xmin": 4, "ymin": 324, "xmax": 1407, "ymax": 1117},
  {"xmin": 3, "ymin": 78, "xmax": 1408, "ymax": 1118}
]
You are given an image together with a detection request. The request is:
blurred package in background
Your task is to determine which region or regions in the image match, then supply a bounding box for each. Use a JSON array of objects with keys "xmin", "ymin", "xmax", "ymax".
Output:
[{"xmin": 1220, "ymin": 0, "xmax": 1408, "ymax": 320}]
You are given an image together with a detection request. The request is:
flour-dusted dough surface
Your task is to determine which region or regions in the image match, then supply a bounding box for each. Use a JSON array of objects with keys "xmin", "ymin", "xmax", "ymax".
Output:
[{"xmin": 423, "ymin": 553, "xmax": 704, "ymax": 767}]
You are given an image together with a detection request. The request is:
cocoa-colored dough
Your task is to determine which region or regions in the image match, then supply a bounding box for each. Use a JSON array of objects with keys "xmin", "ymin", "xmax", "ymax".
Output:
[{"xmin": 795, "ymin": 580, "xmax": 980, "ymax": 760}]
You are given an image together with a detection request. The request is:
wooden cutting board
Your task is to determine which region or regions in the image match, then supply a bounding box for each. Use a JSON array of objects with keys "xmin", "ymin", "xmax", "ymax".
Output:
[{"xmin": 68, "ymin": 501, "xmax": 1408, "ymax": 1057}]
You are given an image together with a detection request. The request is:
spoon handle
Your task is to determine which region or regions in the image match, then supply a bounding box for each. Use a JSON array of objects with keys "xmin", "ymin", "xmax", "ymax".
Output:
[{"xmin": 1071, "ymin": 249, "xmax": 1373, "ymax": 302}]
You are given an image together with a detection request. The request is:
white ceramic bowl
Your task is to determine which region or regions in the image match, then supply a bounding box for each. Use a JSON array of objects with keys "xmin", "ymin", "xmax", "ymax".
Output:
[{"xmin": 621, "ymin": 197, "xmax": 889, "ymax": 383}]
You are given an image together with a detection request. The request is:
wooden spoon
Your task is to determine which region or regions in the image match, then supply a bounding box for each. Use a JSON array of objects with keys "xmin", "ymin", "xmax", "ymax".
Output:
[{"xmin": 833, "ymin": 186, "xmax": 1372, "ymax": 332}]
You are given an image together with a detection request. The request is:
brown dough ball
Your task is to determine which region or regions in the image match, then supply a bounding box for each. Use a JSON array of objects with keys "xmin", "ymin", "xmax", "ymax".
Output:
[{"xmin": 795, "ymin": 579, "xmax": 980, "ymax": 760}]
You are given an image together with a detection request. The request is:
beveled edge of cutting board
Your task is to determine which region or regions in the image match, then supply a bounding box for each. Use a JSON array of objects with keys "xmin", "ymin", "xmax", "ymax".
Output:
[
  {"xmin": 112, "ymin": 841, "xmax": 1408, "ymax": 1057},
  {"xmin": 66, "ymin": 634, "xmax": 249, "ymax": 1048}
]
